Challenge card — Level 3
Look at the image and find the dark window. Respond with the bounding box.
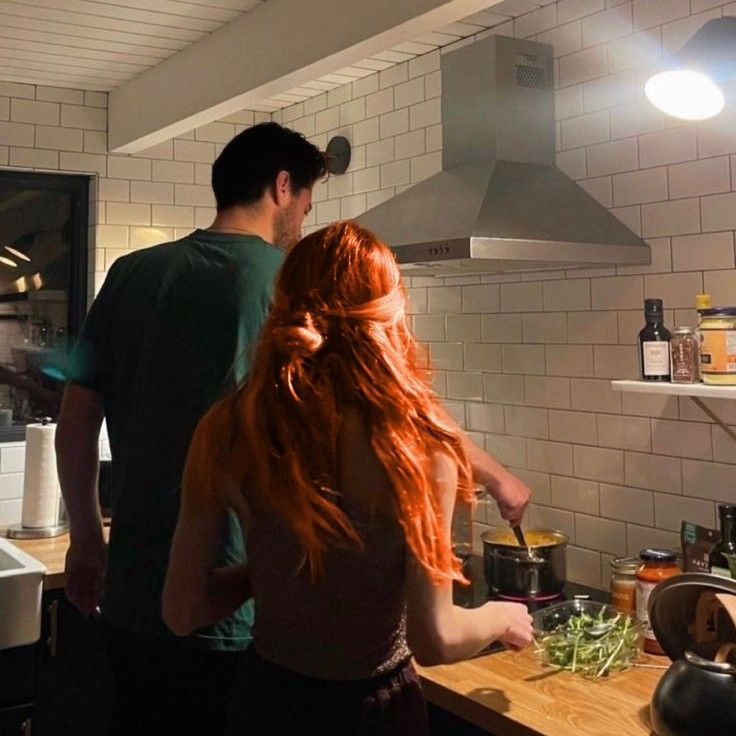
[0,171,89,440]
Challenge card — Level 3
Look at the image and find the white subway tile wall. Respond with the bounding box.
[2,0,735,580]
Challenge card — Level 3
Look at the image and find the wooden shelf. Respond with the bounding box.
[611,379,736,400]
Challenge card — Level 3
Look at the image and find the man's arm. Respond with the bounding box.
[437,404,531,526]
[56,383,105,615]
[461,436,530,527]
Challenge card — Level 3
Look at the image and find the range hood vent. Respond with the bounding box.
[357,35,650,275]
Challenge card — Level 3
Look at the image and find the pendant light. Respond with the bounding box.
[645,17,736,121]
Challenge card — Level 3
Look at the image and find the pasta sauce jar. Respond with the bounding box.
[636,549,680,655]
[699,308,736,385]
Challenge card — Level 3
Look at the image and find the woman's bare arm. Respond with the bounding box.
[162,414,252,636]
[404,451,533,665]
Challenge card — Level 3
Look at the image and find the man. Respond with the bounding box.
[56,122,326,736]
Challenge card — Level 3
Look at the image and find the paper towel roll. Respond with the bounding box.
[21,421,62,529]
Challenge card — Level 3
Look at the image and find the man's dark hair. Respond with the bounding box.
[212,122,326,211]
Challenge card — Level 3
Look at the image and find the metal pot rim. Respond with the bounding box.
[481,528,569,548]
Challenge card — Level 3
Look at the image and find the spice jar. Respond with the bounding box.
[610,556,639,615]
[699,308,736,385]
[670,326,699,383]
[636,549,680,655]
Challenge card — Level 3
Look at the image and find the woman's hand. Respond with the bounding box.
[488,601,534,651]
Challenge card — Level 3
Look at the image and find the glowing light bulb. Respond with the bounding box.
[645,70,725,120]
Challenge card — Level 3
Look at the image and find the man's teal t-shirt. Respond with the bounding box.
[67,230,284,650]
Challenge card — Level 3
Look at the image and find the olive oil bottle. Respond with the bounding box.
[639,299,671,381]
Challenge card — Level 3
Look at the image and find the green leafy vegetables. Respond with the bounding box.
[534,608,642,678]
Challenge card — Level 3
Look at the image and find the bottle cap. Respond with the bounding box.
[701,307,736,317]
[639,548,677,563]
[695,294,712,311]
[644,298,663,313]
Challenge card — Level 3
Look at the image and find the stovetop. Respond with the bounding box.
[454,555,610,658]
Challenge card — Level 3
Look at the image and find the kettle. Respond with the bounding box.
[649,574,736,736]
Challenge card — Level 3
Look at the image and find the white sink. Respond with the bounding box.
[0,538,46,650]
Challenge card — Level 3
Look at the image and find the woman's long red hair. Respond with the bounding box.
[199,220,473,583]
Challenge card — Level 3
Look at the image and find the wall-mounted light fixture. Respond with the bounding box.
[645,17,736,120]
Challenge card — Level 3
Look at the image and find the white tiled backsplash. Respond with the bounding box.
[3,0,736,586]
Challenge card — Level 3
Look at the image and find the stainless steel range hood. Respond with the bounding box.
[357,35,650,275]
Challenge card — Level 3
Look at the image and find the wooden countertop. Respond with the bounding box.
[8,532,74,589]
[7,528,109,590]
[8,535,665,735]
[416,647,664,736]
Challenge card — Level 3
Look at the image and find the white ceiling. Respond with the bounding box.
[0,0,266,91]
[0,0,552,107]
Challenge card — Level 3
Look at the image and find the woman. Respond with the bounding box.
[163,221,533,735]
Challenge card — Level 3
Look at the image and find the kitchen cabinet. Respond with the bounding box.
[0,645,35,736]
[32,590,112,736]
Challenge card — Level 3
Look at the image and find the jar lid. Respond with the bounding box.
[649,573,736,661]
[701,307,736,317]
[673,326,695,335]
[611,556,640,574]
[640,548,678,563]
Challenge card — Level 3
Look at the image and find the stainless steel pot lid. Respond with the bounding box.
[649,573,736,662]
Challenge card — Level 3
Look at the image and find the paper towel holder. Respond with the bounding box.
[7,417,69,540]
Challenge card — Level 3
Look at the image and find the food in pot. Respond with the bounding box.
[484,529,563,547]
[533,600,643,678]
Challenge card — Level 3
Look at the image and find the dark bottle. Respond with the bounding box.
[639,298,672,381]
[709,504,736,578]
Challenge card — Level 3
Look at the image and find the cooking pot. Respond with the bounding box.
[649,573,736,736]
[481,528,567,599]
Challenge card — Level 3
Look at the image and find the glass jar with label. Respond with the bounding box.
[699,308,736,385]
[670,327,699,383]
[610,556,639,615]
[636,549,680,655]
